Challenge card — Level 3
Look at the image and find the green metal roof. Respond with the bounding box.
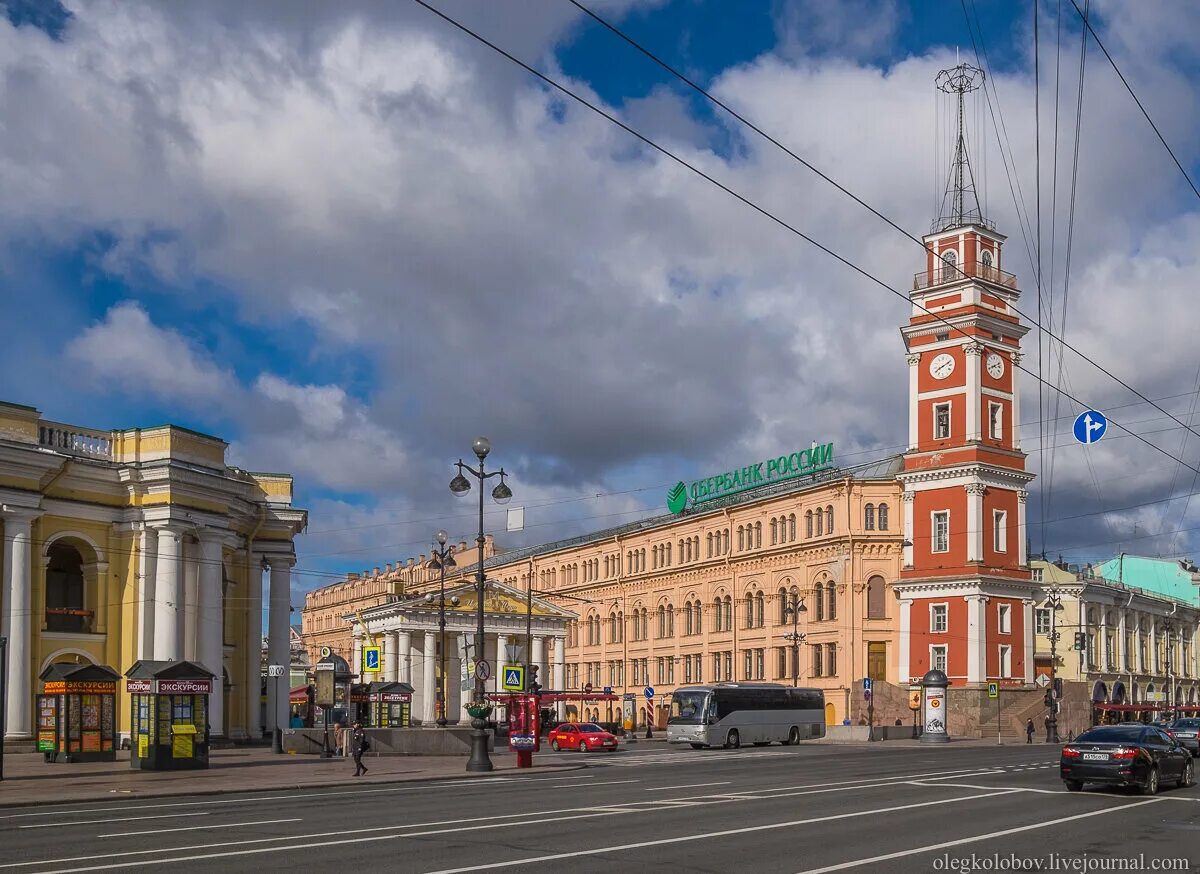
[1093,555,1200,607]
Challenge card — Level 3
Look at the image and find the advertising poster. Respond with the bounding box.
[923,687,946,735]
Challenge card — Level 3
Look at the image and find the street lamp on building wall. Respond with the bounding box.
[782,594,808,687]
[449,436,512,773]
[1042,588,1065,743]
[424,530,459,728]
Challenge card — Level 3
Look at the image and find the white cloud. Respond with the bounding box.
[66,301,238,403]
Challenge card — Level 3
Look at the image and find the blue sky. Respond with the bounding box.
[4,0,1200,594]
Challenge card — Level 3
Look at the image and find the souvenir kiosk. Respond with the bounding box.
[313,651,354,756]
[36,663,120,763]
[125,660,214,770]
[361,682,414,728]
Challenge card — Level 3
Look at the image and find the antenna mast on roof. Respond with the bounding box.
[934,62,989,232]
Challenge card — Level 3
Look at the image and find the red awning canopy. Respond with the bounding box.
[1093,703,1200,712]
[289,685,310,704]
[487,692,620,705]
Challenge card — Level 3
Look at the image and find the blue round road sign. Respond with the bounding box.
[644,686,654,699]
[1073,409,1107,445]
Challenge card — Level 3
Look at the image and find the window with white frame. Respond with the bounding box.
[932,511,950,553]
[931,645,948,673]
[1032,567,1044,583]
[931,603,948,633]
[994,509,1007,553]
[999,644,1012,678]
[934,402,951,440]
[989,402,1003,440]
[1035,608,1051,636]
[998,603,1011,634]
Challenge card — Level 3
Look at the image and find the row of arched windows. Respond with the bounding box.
[864,503,890,531]
[575,576,890,647]
[770,514,798,545]
[805,506,835,538]
[706,529,730,557]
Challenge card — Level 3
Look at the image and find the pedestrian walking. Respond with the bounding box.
[351,721,370,777]
[1025,718,1035,744]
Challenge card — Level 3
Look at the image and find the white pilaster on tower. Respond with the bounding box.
[965,343,984,441]
[966,595,987,684]
[965,484,985,563]
[906,353,921,450]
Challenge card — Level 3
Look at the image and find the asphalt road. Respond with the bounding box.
[1,742,1198,873]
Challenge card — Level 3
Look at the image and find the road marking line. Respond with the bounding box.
[791,798,1163,873]
[0,771,1003,871]
[96,818,301,838]
[644,782,730,791]
[549,780,638,788]
[20,812,212,829]
[414,791,1023,874]
[904,781,1133,798]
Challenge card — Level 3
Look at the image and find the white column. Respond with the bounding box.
[154,526,184,661]
[422,632,437,724]
[553,636,565,697]
[183,538,200,662]
[197,532,225,736]
[965,343,983,441]
[1023,600,1035,684]
[966,484,985,563]
[245,553,263,740]
[266,556,294,736]
[398,631,412,684]
[136,525,158,661]
[1010,352,1022,449]
[1017,490,1028,567]
[966,595,986,684]
[352,629,363,683]
[906,353,921,450]
[495,634,508,693]
[383,632,397,683]
[902,492,914,567]
[532,635,546,690]
[449,633,464,722]
[2,510,37,739]
[898,598,912,683]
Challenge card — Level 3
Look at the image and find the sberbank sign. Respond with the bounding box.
[667,443,835,514]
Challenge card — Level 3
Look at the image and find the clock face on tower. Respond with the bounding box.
[986,353,1005,379]
[929,353,955,380]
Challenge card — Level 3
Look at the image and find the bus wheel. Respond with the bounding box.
[725,729,740,749]
[787,726,801,746]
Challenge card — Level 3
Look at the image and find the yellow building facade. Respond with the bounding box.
[0,401,306,747]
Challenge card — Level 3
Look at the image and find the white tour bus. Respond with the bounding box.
[666,683,825,749]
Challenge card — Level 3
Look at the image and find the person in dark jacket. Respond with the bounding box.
[351,722,369,776]
[1026,718,1036,744]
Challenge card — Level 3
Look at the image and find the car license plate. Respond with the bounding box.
[1081,753,1108,761]
[1177,733,1196,738]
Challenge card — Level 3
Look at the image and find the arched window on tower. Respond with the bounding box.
[755,521,762,547]
[770,517,778,545]
[867,575,886,619]
[941,249,957,281]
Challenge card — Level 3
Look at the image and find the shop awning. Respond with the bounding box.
[289,685,311,704]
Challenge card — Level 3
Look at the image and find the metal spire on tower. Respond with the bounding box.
[934,62,989,232]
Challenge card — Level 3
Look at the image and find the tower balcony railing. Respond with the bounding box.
[912,262,1018,292]
[38,421,115,460]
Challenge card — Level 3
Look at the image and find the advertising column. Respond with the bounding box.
[921,669,950,743]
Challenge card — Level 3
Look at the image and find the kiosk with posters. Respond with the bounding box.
[313,650,354,756]
[36,663,120,763]
[125,660,214,770]
[361,682,414,728]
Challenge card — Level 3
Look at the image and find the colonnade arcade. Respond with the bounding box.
[353,580,574,724]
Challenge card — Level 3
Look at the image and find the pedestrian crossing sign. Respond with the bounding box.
[502,664,525,692]
[987,682,999,699]
[363,645,381,673]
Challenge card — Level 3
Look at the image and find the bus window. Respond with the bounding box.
[669,691,708,724]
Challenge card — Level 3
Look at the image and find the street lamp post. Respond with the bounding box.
[449,436,512,773]
[425,531,458,728]
[1043,588,1065,743]
[782,594,808,687]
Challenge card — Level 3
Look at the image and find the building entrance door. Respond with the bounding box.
[824,702,836,725]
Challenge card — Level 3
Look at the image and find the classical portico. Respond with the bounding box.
[353,580,574,724]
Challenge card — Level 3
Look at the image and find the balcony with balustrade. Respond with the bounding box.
[912,261,1018,292]
[38,421,115,460]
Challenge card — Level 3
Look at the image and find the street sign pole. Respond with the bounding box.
[997,689,1001,746]
[269,664,285,754]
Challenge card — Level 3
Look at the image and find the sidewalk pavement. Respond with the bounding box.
[0,748,582,809]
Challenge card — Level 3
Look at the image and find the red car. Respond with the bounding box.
[548,722,619,753]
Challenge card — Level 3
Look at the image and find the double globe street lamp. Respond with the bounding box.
[782,594,808,687]
[1042,588,1065,743]
[449,437,512,773]
[424,530,459,728]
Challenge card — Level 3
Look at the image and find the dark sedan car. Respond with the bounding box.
[1169,719,1200,756]
[1061,724,1194,794]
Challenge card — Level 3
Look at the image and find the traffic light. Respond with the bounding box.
[1053,677,1063,700]
[1073,632,1086,652]
[1044,689,1053,708]
[527,664,541,694]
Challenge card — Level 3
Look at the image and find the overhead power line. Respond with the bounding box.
[562,0,1200,479]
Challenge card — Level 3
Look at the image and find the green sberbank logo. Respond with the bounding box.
[667,443,835,514]
[666,481,688,514]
